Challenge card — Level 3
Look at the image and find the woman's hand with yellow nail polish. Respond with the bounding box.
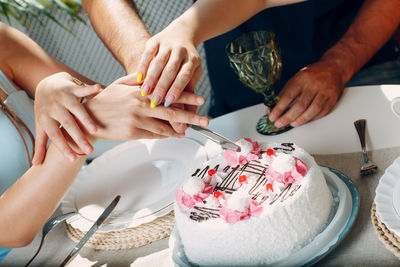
[137,72,143,83]
[136,19,202,109]
[150,96,159,108]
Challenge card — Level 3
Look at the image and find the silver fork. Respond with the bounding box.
[25,212,78,267]
[354,119,378,176]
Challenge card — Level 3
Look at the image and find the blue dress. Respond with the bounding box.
[204,0,400,117]
[0,70,35,261]
[0,248,12,262]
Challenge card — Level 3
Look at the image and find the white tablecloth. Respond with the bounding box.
[209,85,400,154]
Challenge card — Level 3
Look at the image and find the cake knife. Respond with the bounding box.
[190,125,241,152]
[59,195,121,267]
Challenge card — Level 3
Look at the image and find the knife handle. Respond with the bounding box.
[60,255,72,267]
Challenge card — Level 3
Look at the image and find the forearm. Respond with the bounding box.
[83,0,151,74]
[174,0,304,46]
[0,22,96,98]
[320,0,400,85]
[0,143,87,247]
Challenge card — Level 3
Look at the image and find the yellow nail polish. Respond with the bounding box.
[150,96,158,108]
[137,72,143,83]
[141,90,147,97]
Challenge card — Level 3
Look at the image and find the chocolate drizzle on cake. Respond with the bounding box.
[216,164,242,194]
[189,207,220,222]
[268,184,301,204]
[197,165,209,179]
[186,143,301,222]
[191,164,221,179]
[273,142,295,152]
[188,143,304,222]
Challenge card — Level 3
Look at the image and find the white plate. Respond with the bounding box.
[62,138,207,232]
[375,157,400,236]
[170,167,359,266]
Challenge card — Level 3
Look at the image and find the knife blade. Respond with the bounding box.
[59,195,120,267]
[190,125,241,152]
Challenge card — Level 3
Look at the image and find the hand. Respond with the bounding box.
[168,75,200,134]
[136,21,202,108]
[33,72,101,164]
[169,103,188,134]
[268,60,345,128]
[85,73,209,141]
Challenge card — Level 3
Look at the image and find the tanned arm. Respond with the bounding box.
[82,0,151,74]
[270,0,400,128]
[321,0,400,85]
[0,22,95,99]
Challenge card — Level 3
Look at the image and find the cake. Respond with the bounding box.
[174,138,333,265]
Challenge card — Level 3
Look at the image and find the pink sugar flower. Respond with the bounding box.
[244,137,262,154]
[223,138,262,166]
[175,190,195,210]
[224,150,240,166]
[219,200,263,223]
[193,183,213,202]
[265,158,308,184]
[175,182,213,211]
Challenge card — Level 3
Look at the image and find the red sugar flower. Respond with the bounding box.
[266,148,275,156]
[238,175,248,184]
[208,169,217,176]
[214,191,224,198]
[265,183,274,192]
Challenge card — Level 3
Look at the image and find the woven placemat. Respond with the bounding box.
[371,203,400,259]
[64,211,175,250]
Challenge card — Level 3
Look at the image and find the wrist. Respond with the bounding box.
[171,16,199,46]
[124,33,151,74]
[319,49,353,87]
[319,55,349,87]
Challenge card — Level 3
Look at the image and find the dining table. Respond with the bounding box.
[2,84,400,267]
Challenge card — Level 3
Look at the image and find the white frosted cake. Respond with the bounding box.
[174,139,333,266]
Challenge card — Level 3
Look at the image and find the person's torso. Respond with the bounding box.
[0,69,35,195]
[205,0,400,117]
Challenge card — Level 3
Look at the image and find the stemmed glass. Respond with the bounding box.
[226,30,291,135]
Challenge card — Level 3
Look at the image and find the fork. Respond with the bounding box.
[25,212,78,267]
[354,119,378,176]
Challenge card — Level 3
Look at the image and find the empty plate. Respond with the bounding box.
[62,137,207,232]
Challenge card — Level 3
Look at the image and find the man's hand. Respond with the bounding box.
[268,60,345,128]
[269,0,400,129]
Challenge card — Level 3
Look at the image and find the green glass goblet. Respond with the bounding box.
[226,30,291,135]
